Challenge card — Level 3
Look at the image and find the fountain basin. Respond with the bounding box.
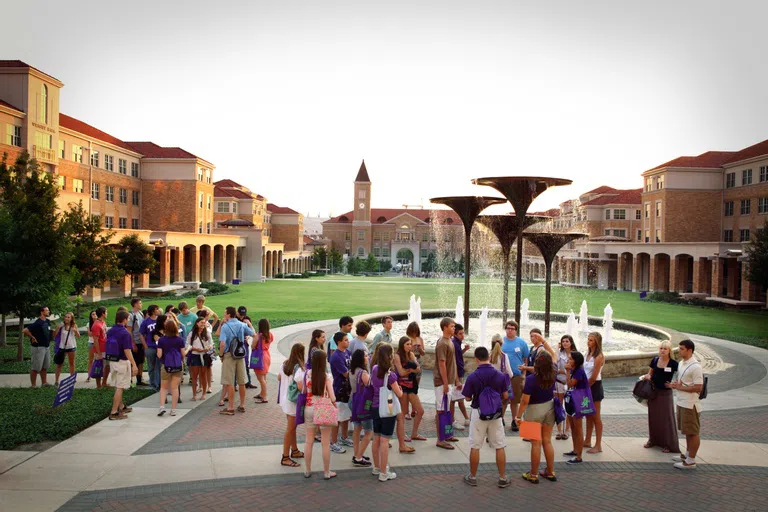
[354,309,684,377]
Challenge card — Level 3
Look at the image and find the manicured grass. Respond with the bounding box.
[0,386,153,450]
[0,334,91,375]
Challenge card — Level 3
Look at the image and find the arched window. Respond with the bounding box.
[39,84,48,124]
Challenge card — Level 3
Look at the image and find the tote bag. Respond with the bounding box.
[351,370,373,422]
[295,371,308,426]
[89,359,104,378]
[312,394,338,426]
[437,394,454,441]
[249,335,264,371]
[565,386,595,419]
[378,371,401,418]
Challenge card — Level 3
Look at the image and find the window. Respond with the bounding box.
[358,247,365,256]
[207,195,212,210]
[199,193,204,208]
[726,172,735,188]
[206,222,211,234]
[383,247,391,257]
[345,232,351,241]
[119,159,127,174]
[422,232,428,242]
[358,231,365,240]
[218,202,230,213]
[132,218,139,229]
[724,201,734,216]
[91,182,100,199]
[205,169,211,184]
[73,179,84,193]
[39,84,48,124]
[605,210,611,220]
[91,151,99,167]
[723,229,733,242]
[59,140,65,159]
[604,229,611,236]
[6,125,21,146]
[420,248,427,258]
[105,185,114,202]
[759,197,768,214]
[644,203,650,219]
[740,199,751,215]
[655,229,661,243]
[35,130,52,149]
[104,216,114,229]
[645,178,652,192]
[614,229,626,238]
[635,210,641,220]
[374,232,381,241]
[636,229,642,241]
[644,230,650,243]
[383,232,390,241]
[118,217,127,229]
[58,176,66,190]
[359,189,366,198]
[131,162,139,177]
[655,202,662,218]
[761,166,768,183]
[198,168,204,181]
[198,222,203,234]
[72,145,83,163]
[132,191,140,206]
[119,188,127,204]
[104,155,114,171]
[740,229,751,242]
[742,169,753,185]
[373,247,381,257]
[232,202,237,213]
[614,209,626,220]
[656,176,664,190]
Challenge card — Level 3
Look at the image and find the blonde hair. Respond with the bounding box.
[490,333,503,365]
[659,340,672,356]
[588,332,603,358]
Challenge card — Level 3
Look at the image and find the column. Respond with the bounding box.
[668,256,679,294]
[262,252,267,278]
[692,258,703,294]
[616,255,625,291]
[84,286,102,302]
[188,246,200,282]
[213,246,226,283]
[649,255,658,292]
[118,275,131,297]
[158,247,171,286]
[226,246,236,282]
[710,257,721,297]
[138,273,150,289]
[201,248,214,283]
[632,256,642,292]
[740,262,754,302]
[726,258,739,298]
[172,247,184,283]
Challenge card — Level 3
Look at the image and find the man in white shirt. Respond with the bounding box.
[666,339,704,470]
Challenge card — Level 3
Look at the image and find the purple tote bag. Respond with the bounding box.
[351,371,374,422]
[249,336,264,371]
[89,359,104,378]
[565,386,595,419]
[295,371,307,426]
[437,394,454,441]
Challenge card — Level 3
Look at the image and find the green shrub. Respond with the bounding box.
[646,292,726,309]
[200,281,230,295]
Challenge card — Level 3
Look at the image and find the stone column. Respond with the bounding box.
[138,273,150,289]
[214,246,225,283]
[616,255,625,291]
[226,246,236,282]
[158,247,171,286]
[118,275,131,298]
[188,246,200,282]
[172,247,184,284]
[710,257,721,297]
[201,248,214,283]
[692,258,703,294]
[649,255,658,292]
[726,258,739,298]
[668,256,679,294]
[84,286,102,302]
[632,255,642,292]
[740,262,754,302]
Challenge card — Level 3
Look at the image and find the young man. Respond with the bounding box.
[24,306,52,387]
[434,317,461,450]
[519,329,556,374]
[140,304,161,391]
[330,331,352,453]
[128,298,146,386]
[107,310,139,420]
[236,306,257,390]
[500,320,529,432]
[191,294,219,328]
[667,339,704,470]
[328,316,354,357]
[176,301,198,341]
[461,346,510,488]
[349,321,371,358]
[92,307,110,387]
[450,324,471,431]
[218,306,254,416]
[371,316,393,352]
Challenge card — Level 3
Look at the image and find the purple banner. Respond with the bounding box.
[53,373,77,408]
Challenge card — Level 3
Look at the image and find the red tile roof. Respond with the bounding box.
[215,187,253,199]
[0,98,23,112]
[646,151,736,172]
[126,141,198,159]
[59,113,137,153]
[580,188,642,206]
[267,204,299,214]
[583,185,617,195]
[303,235,314,244]
[325,208,461,225]
[0,60,62,83]
[723,138,768,166]
[530,208,561,217]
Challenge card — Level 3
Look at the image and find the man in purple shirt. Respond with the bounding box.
[461,346,510,488]
[330,331,352,453]
[108,311,138,421]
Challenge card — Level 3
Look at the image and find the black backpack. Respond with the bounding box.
[225,323,246,359]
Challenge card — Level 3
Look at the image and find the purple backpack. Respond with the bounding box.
[164,348,183,373]
[105,331,122,362]
[477,371,503,420]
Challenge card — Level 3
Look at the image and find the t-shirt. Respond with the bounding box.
[128,310,144,343]
[27,318,52,347]
[433,336,457,387]
[523,373,555,405]
[570,367,589,389]
[528,344,545,367]
[157,335,185,364]
[139,317,158,348]
[501,336,529,376]
[676,357,704,411]
[218,319,255,353]
[349,337,369,359]
[462,364,509,409]
[371,330,391,351]
[650,357,679,390]
[107,325,133,361]
[452,336,466,378]
[92,320,107,353]
[330,348,351,399]
[190,305,216,319]
[328,330,354,351]
[370,364,398,409]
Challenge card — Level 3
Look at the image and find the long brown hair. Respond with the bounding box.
[396,336,410,365]
[258,318,270,340]
[406,321,420,338]
[283,343,305,376]
[588,332,603,358]
[376,344,394,379]
[534,351,556,390]
[311,350,327,396]
[192,317,209,343]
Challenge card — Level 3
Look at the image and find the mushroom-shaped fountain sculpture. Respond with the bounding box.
[430,196,507,332]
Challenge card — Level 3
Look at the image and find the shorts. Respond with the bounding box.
[523,400,556,427]
[110,360,132,389]
[188,353,204,367]
[511,376,524,405]
[591,380,604,402]
[352,419,373,432]
[372,408,397,438]
[402,385,418,394]
[31,346,50,372]
[161,367,182,382]
[468,409,506,450]
[337,401,352,422]
[450,382,465,402]
[132,344,145,365]
[677,406,701,436]
[221,354,246,386]
[435,385,454,411]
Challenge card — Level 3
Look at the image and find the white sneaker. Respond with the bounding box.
[372,465,390,476]
[464,418,470,427]
[674,461,696,470]
[330,443,347,454]
[452,421,466,431]
[378,471,397,482]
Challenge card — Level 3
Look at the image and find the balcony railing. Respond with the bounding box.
[33,145,57,164]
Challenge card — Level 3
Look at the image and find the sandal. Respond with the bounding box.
[411,435,427,441]
[217,401,226,407]
[237,406,246,413]
[662,447,671,453]
[399,446,415,454]
[254,396,269,404]
[555,434,564,440]
[644,441,654,449]
[219,409,235,416]
[522,472,539,484]
[447,436,459,442]
[291,449,305,458]
[324,471,337,480]
[539,471,557,482]
[435,441,455,450]
[404,435,412,443]
[281,455,300,467]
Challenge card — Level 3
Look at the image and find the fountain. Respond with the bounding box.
[603,303,614,343]
[566,311,577,338]
[454,296,463,325]
[429,195,507,332]
[478,306,489,349]
[520,298,530,327]
[579,300,589,333]
[415,296,422,326]
[407,295,422,326]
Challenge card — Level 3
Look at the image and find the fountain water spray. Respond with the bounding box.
[415,296,422,326]
[566,310,577,339]
[407,295,420,325]
[578,300,589,333]
[520,298,530,327]
[478,307,489,349]
[455,296,463,324]
[603,303,613,343]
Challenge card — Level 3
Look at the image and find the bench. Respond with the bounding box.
[134,285,185,296]
[172,281,201,290]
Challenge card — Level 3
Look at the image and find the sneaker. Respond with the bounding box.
[497,476,511,488]
[352,457,372,467]
[362,455,371,461]
[671,454,686,463]
[378,471,397,482]
[339,437,354,447]
[121,407,133,413]
[510,424,519,432]
[452,421,466,431]
[157,407,166,417]
[566,457,583,465]
[136,382,149,387]
[463,474,478,486]
[539,471,557,482]
[674,461,696,470]
[522,472,539,484]
[372,465,390,476]
[170,410,177,417]
[42,383,53,388]
[464,418,470,427]
[330,443,347,454]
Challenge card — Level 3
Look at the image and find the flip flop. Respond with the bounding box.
[399,446,415,454]
[219,409,235,416]
[237,406,246,413]
[411,435,427,441]
[436,442,455,450]
[254,396,269,404]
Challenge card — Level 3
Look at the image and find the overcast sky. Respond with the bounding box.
[6,0,768,217]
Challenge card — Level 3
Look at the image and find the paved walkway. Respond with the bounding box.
[0,319,767,511]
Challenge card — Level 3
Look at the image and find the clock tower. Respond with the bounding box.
[352,160,372,257]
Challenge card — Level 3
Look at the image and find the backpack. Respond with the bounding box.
[287,364,300,402]
[164,347,183,373]
[225,323,246,359]
[105,329,123,361]
[477,370,503,421]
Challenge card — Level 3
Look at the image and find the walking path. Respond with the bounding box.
[0,318,766,511]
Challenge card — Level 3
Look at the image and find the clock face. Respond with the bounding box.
[359,202,365,209]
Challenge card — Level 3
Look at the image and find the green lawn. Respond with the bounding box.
[0,334,91,374]
[0,386,153,450]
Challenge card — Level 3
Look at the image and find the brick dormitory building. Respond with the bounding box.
[0,60,312,299]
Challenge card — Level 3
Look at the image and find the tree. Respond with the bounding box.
[347,256,361,275]
[365,253,379,272]
[746,221,768,298]
[0,152,74,356]
[60,201,123,311]
[422,251,437,272]
[328,248,343,274]
[116,234,157,296]
[379,260,392,272]
[311,246,328,269]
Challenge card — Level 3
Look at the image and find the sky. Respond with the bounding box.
[6,0,768,217]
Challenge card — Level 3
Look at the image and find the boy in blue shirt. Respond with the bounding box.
[500,320,529,432]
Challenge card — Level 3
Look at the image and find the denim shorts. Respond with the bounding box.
[351,419,373,432]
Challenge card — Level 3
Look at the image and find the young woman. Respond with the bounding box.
[196,309,214,393]
[555,335,577,440]
[53,312,78,386]
[253,319,274,404]
[306,329,326,370]
[157,319,187,417]
[405,321,425,420]
[349,348,373,467]
[584,332,605,454]
[187,316,212,400]
[642,340,680,453]
[394,336,425,442]
[564,351,587,464]
[279,343,305,467]
[86,311,97,383]
[516,351,557,484]
[371,344,403,482]
[297,349,336,480]
[490,334,514,423]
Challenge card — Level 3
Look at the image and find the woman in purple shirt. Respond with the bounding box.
[370,345,403,482]
[157,320,188,417]
[563,351,588,465]
[516,351,557,484]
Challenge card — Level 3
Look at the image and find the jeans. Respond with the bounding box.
[145,348,161,391]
